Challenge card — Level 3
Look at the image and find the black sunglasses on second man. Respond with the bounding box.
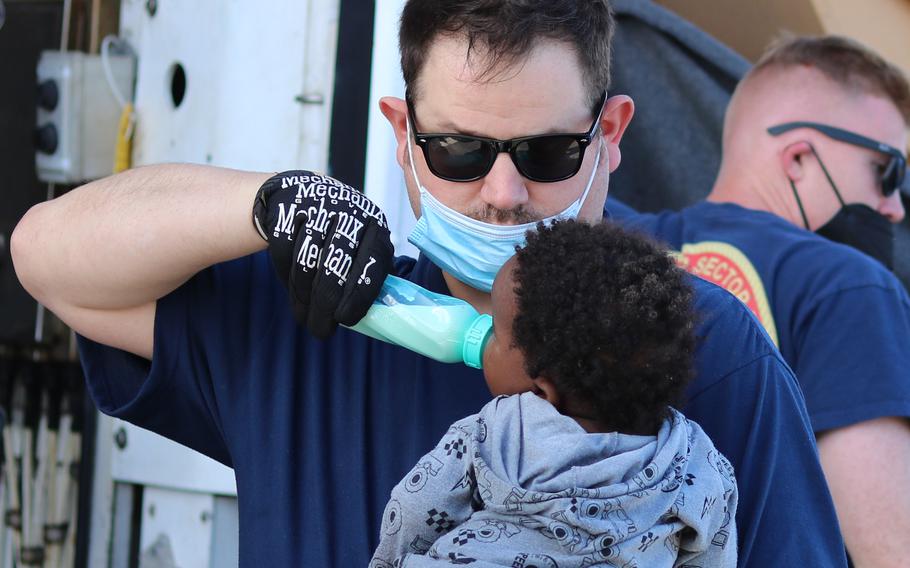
[407,92,607,183]
[767,121,907,197]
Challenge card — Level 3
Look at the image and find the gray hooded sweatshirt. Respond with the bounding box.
[370,393,737,568]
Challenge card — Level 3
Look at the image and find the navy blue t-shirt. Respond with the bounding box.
[78,224,847,566]
[609,200,910,433]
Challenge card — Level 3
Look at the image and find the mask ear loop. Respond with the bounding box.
[580,138,602,194]
[807,143,847,208]
[789,143,848,231]
[788,179,811,230]
[405,117,425,194]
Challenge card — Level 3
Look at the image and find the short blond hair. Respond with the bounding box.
[748,34,910,125]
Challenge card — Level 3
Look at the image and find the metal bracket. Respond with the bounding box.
[294,92,325,105]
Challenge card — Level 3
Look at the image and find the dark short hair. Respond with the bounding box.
[399,0,614,116]
[752,34,910,124]
[511,220,696,435]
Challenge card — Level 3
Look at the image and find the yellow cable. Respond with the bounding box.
[113,102,134,173]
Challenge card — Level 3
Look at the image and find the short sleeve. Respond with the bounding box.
[791,284,910,432]
[77,252,285,467]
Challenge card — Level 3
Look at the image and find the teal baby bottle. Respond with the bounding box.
[348,276,493,368]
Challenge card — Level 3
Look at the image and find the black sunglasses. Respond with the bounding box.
[407,92,607,183]
[767,121,907,197]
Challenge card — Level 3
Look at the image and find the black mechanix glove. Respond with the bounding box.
[253,170,394,339]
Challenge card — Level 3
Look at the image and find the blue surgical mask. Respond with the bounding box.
[406,118,602,292]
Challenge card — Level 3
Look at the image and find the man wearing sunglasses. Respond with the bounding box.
[11,2,846,566]
[611,35,910,566]
[764,121,907,269]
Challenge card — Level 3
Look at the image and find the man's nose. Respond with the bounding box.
[879,190,905,224]
[479,153,529,215]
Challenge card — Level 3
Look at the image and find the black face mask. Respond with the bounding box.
[790,145,895,270]
[816,204,895,270]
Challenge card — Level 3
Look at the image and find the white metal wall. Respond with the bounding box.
[120,0,339,172]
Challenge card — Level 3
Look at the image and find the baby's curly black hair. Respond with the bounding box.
[511,219,696,435]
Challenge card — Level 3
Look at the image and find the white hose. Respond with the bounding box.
[100,35,129,109]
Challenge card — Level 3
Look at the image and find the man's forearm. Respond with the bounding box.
[12,163,269,312]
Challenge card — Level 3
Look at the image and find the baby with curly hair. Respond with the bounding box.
[371,220,737,568]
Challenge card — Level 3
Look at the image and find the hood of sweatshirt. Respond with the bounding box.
[461,392,737,563]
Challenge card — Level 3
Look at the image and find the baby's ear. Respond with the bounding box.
[532,377,561,407]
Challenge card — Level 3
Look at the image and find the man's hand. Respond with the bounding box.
[253,170,394,338]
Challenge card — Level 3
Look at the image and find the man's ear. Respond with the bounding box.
[532,376,561,408]
[380,96,409,170]
[601,94,635,173]
[780,140,813,182]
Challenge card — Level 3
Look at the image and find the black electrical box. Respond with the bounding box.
[0,2,63,343]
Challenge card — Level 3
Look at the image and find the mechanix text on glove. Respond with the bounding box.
[253,170,394,338]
